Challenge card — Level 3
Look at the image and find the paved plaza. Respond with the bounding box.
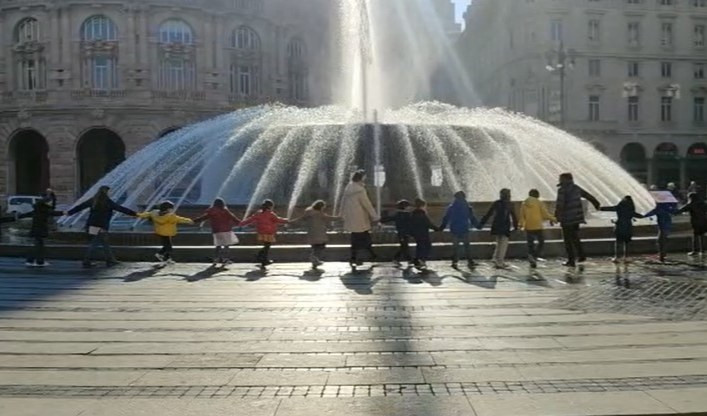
[0,257,706,415]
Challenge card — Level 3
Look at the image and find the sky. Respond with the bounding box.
[453,0,471,25]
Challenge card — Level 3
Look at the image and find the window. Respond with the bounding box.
[14,18,45,90]
[287,38,308,101]
[695,0,707,7]
[661,22,673,47]
[81,15,117,41]
[660,0,674,4]
[696,63,705,79]
[160,58,195,90]
[588,19,600,43]
[628,96,639,121]
[159,19,193,44]
[628,61,640,77]
[589,95,600,121]
[588,59,601,77]
[551,19,563,42]
[695,25,706,48]
[661,97,673,122]
[80,16,119,90]
[695,97,705,122]
[229,64,259,97]
[661,61,672,78]
[628,22,640,46]
[232,26,260,50]
[627,0,641,3]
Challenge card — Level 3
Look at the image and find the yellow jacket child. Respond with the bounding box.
[137,203,194,237]
[520,192,556,231]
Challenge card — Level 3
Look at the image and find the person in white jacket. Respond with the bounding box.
[340,170,380,268]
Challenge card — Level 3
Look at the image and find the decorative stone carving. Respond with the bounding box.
[91,108,105,119]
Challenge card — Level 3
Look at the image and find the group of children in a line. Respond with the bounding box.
[7,186,707,269]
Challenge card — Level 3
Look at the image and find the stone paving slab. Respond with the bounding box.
[646,388,707,414]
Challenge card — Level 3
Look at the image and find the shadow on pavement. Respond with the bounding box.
[300,268,324,282]
[184,265,228,282]
[123,264,165,282]
[340,268,384,295]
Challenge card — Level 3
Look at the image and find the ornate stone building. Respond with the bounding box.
[0,0,333,203]
[461,0,707,190]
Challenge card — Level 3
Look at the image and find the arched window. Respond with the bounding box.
[80,15,119,90]
[287,38,308,102]
[81,15,118,41]
[15,18,40,44]
[232,26,260,50]
[13,18,45,90]
[159,19,194,44]
[158,19,196,91]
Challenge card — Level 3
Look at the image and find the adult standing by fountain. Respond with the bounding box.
[555,173,601,267]
[340,170,379,269]
[67,185,137,268]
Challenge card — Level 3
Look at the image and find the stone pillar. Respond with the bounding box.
[50,6,61,64]
[646,158,654,187]
[61,7,74,87]
[679,158,687,190]
[138,7,148,65]
[46,128,77,202]
[124,6,136,69]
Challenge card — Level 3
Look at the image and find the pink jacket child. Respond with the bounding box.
[239,199,289,267]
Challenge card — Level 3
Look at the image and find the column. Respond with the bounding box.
[50,7,61,64]
[125,7,136,69]
[679,158,687,190]
[60,7,74,87]
[646,158,654,187]
[46,127,77,201]
[138,7,148,67]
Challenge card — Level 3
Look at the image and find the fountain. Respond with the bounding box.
[62,0,654,232]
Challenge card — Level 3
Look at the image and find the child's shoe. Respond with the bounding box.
[36,262,48,268]
[25,261,36,267]
[155,253,165,262]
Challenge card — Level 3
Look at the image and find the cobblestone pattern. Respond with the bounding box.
[551,276,707,321]
[1,375,707,399]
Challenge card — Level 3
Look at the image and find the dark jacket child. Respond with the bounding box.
[381,200,413,265]
[600,196,642,263]
[18,197,65,267]
[137,201,194,264]
[294,200,338,269]
[194,198,241,265]
[479,189,518,269]
[409,198,440,270]
[240,199,289,268]
[67,185,137,268]
[440,191,479,268]
[643,202,677,263]
[677,192,707,256]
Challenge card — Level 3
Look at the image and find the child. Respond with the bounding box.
[519,189,556,268]
[409,198,440,270]
[297,200,338,268]
[380,200,413,266]
[479,188,518,269]
[137,201,194,264]
[194,198,241,265]
[440,191,479,269]
[643,201,677,263]
[600,196,642,264]
[239,199,289,268]
[18,196,65,267]
[676,192,707,256]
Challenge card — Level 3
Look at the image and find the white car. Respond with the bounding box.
[6,195,43,215]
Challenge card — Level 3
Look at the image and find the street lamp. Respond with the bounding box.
[545,41,576,127]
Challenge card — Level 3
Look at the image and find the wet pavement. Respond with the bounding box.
[0,256,706,415]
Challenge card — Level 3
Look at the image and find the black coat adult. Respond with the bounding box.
[409,209,438,240]
[480,199,518,237]
[19,202,64,238]
[67,197,136,230]
[678,198,707,234]
[555,181,601,225]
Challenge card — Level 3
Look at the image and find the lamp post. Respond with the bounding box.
[545,41,576,127]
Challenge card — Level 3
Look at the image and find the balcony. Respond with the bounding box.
[151,90,206,101]
[70,89,128,100]
[1,90,48,104]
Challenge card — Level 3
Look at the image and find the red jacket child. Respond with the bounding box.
[240,208,288,236]
[194,206,241,233]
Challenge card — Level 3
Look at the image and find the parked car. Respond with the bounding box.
[6,195,43,215]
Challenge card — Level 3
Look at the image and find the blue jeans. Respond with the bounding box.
[451,233,472,263]
[84,232,116,263]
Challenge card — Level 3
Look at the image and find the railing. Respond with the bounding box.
[70,89,128,99]
[0,90,49,103]
[151,90,206,101]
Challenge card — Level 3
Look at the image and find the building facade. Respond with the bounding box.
[461,0,707,189]
[0,0,333,203]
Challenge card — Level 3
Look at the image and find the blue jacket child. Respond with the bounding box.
[440,191,479,237]
[643,202,677,262]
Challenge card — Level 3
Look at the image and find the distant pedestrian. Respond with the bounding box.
[18,196,65,267]
[519,189,556,268]
[667,182,683,204]
[555,173,601,267]
[194,198,241,266]
[643,201,677,263]
[339,170,379,269]
[440,191,479,269]
[381,199,413,266]
[67,185,137,268]
[600,196,642,264]
[676,192,707,257]
[294,200,338,269]
[239,199,289,268]
[479,188,518,269]
[137,201,194,265]
[409,198,439,270]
